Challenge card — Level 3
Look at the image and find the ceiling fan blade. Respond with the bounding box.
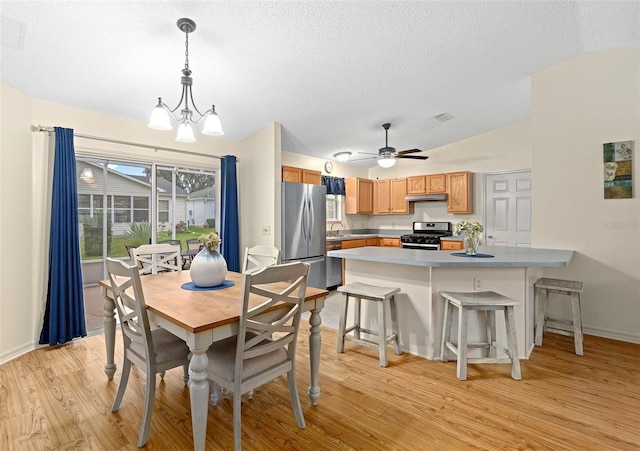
[349,156,377,162]
[396,148,422,155]
[397,155,429,160]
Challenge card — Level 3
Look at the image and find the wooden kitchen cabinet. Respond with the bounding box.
[378,237,401,248]
[345,178,374,214]
[366,238,378,246]
[281,165,321,185]
[447,171,472,214]
[374,178,408,214]
[440,239,464,250]
[407,173,446,194]
[341,239,367,249]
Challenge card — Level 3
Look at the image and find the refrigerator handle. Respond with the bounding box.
[301,193,308,242]
[308,194,315,242]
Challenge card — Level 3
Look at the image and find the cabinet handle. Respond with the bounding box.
[488,235,493,239]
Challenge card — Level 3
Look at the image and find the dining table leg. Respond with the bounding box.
[101,285,117,380]
[188,346,210,451]
[308,306,322,406]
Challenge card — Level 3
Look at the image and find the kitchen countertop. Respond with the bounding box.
[327,245,574,267]
[326,233,401,242]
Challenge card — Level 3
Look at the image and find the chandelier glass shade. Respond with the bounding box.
[148,18,223,142]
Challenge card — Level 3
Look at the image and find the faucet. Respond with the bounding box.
[330,222,344,236]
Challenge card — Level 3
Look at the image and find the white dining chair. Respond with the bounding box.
[106,258,190,447]
[207,262,309,451]
[130,243,182,275]
[241,245,281,273]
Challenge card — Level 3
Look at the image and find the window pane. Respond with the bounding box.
[114,196,130,209]
[133,196,148,208]
[78,194,90,208]
[93,195,104,208]
[159,212,169,222]
[158,200,169,210]
[133,210,149,222]
[114,210,130,222]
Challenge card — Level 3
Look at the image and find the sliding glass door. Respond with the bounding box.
[75,155,216,331]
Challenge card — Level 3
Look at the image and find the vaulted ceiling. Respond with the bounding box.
[2,1,638,166]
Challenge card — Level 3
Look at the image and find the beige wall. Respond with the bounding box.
[531,49,640,342]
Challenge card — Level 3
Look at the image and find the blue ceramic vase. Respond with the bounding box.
[190,246,227,287]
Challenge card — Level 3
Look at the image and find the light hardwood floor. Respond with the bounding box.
[1,328,638,450]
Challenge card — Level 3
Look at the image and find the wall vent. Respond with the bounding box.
[434,112,454,123]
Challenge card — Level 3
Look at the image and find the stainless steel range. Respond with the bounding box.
[400,221,452,250]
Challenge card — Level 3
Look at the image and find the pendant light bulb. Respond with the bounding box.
[148,98,172,130]
[378,155,396,168]
[176,122,196,142]
[202,106,224,136]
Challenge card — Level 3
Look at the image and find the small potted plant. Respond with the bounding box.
[453,221,483,255]
[190,231,227,287]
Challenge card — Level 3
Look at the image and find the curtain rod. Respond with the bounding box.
[33,125,225,160]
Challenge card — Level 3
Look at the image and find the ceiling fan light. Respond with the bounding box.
[148,100,172,130]
[202,106,224,135]
[176,122,196,142]
[334,151,352,162]
[378,155,396,168]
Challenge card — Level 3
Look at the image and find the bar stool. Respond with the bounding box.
[336,282,401,367]
[534,277,584,355]
[440,291,521,381]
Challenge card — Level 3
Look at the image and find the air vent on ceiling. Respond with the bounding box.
[434,112,454,123]
[1,16,27,50]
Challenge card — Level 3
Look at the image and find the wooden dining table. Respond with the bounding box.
[99,269,328,451]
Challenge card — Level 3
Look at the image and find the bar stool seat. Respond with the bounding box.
[336,282,401,367]
[534,277,584,355]
[440,291,521,381]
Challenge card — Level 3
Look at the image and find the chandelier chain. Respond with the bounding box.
[184,30,189,70]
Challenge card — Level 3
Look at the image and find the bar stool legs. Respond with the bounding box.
[534,278,584,356]
[440,291,521,381]
[337,282,401,367]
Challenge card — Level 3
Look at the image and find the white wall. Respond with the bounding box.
[532,49,640,342]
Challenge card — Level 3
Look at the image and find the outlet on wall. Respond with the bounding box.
[474,277,482,291]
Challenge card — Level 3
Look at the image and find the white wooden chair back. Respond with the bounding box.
[106,258,152,368]
[186,238,202,251]
[131,243,182,275]
[242,245,281,274]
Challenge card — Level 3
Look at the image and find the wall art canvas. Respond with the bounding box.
[603,140,633,199]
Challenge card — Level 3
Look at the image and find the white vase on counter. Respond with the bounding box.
[190,246,227,287]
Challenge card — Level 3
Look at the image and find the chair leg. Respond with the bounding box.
[378,298,388,367]
[534,288,547,346]
[456,305,468,381]
[210,380,220,406]
[440,300,453,362]
[505,306,522,380]
[233,385,242,451]
[138,371,157,447]
[389,296,401,355]
[353,297,361,340]
[182,363,189,385]
[487,310,497,358]
[337,293,349,353]
[571,293,584,356]
[287,367,306,429]
[112,358,131,412]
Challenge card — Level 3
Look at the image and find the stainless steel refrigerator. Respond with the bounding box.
[281,182,326,289]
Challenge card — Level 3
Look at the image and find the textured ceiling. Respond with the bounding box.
[1,1,639,167]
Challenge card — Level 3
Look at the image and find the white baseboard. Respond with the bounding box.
[584,325,640,344]
[0,342,36,367]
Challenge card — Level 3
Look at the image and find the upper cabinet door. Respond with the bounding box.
[389,178,408,213]
[407,175,426,194]
[425,173,446,193]
[345,177,373,214]
[282,165,303,183]
[447,171,472,214]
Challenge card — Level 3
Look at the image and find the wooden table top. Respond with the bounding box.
[100,270,328,334]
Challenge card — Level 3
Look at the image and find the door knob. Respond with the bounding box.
[488,235,494,239]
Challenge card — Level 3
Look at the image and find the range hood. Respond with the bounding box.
[405,193,447,202]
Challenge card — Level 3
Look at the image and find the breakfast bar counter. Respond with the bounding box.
[328,245,574,360]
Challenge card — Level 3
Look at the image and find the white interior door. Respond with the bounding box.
[484,170,532,247]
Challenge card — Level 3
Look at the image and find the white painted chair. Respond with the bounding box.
[207,262,309,451]
[534,277,584,355]
[130,243,182,275]
[106,258,189,448]
[336,282,401,367]
[440,291,521,381]
[242,245,281,273]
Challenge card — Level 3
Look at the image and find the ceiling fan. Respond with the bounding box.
[353,123,429,168]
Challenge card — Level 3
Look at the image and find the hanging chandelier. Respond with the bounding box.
[148,18,223,142]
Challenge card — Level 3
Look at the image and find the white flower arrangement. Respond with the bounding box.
[198,231,221,251]
[453,221,483,238]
